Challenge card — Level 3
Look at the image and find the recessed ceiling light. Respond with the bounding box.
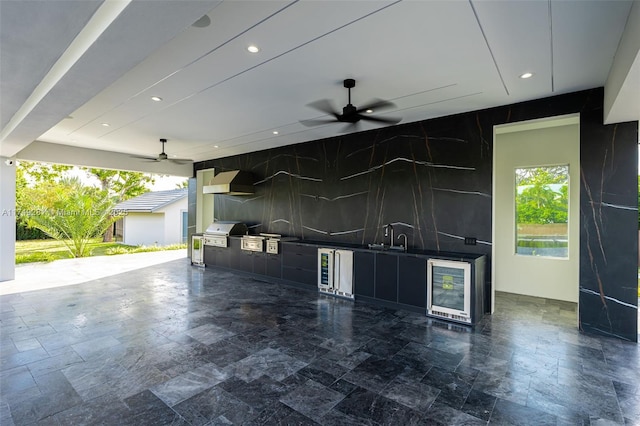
[247,45,260,53]
[101,123,110,127]
[365,109,373,114]
[519,72,534,79]
[151,96,163,102]
[213,145,219,148]
[272,130,279,135]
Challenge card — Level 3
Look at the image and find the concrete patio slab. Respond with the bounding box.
[0,250,188,296]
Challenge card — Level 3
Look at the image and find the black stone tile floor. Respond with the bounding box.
[1,258,639,425]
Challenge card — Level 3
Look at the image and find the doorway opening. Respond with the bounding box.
[492,114,580,326]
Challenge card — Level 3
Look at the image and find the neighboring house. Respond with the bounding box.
[113,188,188,246]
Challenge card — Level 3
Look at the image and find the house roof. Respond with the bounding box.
[114,188,187,213]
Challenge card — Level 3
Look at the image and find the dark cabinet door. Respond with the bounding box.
[253,252,267,275]
[237,250,254,272]
[375,253,398,302]
[398,256,427,308]
[265,254,282,278]
[282,266,317,287]
[203,246,216,266]
[226,238,241,269]
[354,251,375,297]
[216,247,230,268]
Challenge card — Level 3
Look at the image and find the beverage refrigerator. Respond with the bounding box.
[317,248,354,299]
[426,258,483,325]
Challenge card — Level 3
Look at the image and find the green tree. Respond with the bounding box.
[83,169,155,241]
[16,161,72,240]
[18,161,72,183]
[516,166,568,225]
[516,184,568,224]
[19,177,120,257]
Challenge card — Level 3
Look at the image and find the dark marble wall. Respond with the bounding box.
[195,88,639,341]
[578,104,638,341]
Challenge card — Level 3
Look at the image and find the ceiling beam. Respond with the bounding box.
[604,0,640,125]
[17,141,192,177]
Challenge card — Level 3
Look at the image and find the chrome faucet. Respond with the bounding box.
[383,224,394,247]
[397,233,407,252]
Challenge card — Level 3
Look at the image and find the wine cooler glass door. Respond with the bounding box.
[427,259,471,322]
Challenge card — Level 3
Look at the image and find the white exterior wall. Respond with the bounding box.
[159,198,187,245]
[121,197,187,246]
[123,213,165,246]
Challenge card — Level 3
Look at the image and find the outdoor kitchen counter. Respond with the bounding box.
[283,239,485,261]
[204,238,487,314]
[280,239,487,314]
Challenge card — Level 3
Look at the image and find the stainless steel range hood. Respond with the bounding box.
[203,170,254,195]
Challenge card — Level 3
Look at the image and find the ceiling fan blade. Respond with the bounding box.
[300,118,339,127]
[338,121,361,134]
[131,154,160,162]
[169,158,192,165]
[359,114,401,125]
[356,98,396,114]
[306,99,340,118]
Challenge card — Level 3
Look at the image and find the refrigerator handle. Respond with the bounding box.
[335,251,340,289]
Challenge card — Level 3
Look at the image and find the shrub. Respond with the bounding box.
[16,222,49,240]
[16,252,56,264]
[105,246,131,255]
[104,243,186,256]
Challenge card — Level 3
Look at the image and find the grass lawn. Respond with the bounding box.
[16,239,186,264]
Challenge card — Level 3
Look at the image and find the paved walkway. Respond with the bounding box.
[0,249,188,296]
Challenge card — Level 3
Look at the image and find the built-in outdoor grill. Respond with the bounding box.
[203,221,248,247]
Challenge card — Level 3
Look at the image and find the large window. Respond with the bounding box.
[515,165,569,258]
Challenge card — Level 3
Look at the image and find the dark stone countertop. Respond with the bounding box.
[281,239,485,261]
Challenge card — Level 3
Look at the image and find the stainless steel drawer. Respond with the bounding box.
[241,237,264,252]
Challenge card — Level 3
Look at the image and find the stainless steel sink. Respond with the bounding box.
[367,243,406,252]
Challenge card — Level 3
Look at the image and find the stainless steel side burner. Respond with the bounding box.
[259,233,290,254]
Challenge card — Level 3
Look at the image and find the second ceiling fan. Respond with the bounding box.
[131,138,192,164]
[300,79,401,131]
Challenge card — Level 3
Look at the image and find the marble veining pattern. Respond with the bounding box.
[432,187,492,198]
[300,191,369,202]
[254,170,322,185]
[580,288,638,310]
[596,201,637,211]
[339,157,475,181]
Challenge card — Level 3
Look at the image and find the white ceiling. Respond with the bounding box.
[1,0,638,174]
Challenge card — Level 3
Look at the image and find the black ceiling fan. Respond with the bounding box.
[131,138,192,164]
[300,79,401,131]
